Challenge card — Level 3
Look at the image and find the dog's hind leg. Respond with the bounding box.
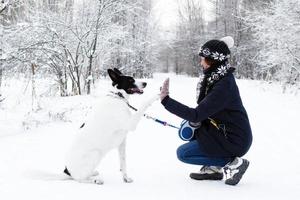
[118,139,133,183]
[73,150,104,185]
[89,171,99,177]
[78,176,104,185]
[75,169,103,185]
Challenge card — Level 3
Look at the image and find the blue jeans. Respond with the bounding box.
[176,140,233,167]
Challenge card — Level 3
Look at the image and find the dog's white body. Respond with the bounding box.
[65,89,158,184]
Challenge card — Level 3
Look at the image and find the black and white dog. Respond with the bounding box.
[64,68,158,184]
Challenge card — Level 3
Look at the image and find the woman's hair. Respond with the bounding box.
[204,57,219,68]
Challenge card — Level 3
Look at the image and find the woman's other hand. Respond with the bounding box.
[160,78,169,101]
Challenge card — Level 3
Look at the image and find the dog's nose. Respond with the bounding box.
[142,82,147,87]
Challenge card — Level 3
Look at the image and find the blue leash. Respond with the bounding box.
[127,102,180,129]
[143,113,180,129]
[108,91,180,129]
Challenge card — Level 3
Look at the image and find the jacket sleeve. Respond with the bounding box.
[161,78,231,123]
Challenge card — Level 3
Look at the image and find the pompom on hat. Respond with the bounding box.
[198,36,234,62]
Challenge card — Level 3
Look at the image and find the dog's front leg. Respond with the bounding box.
[118,138,133,183]
[127,94,159,131]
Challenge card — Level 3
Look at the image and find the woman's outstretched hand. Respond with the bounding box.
[160,78,169,101]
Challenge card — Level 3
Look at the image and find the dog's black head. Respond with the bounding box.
[107,68,147,94]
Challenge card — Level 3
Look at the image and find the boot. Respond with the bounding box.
[190,165,223,180]
[223,157,250,186]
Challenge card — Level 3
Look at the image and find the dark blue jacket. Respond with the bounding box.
[161,73,252,157]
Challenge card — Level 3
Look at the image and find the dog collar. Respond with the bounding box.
[107,91,138,111]
[108,91,125,99]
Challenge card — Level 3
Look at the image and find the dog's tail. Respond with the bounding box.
[22,168,72,181]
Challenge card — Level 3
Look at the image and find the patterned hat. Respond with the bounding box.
[198,36,234,62]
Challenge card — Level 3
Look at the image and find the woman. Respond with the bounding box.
[160,36,252,186]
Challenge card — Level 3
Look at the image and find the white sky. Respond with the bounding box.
[74,0,213,31]
[152,0,213,30]
[152,0,179,29]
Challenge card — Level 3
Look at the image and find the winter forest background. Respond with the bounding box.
[0,1,300,198]
[1,0,300,99]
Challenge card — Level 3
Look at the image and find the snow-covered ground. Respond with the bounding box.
[0,73,299,200]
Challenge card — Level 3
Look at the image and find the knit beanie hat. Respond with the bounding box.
[198,36,234,63]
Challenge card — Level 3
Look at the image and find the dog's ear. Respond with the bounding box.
[107,69,119,86]
[113,68,123,75]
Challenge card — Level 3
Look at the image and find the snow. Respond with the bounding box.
[0,73,300,199]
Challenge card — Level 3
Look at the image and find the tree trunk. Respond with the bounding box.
[64,62,68,95]
[0,66,2,91]
[31,63,40,111]
[75,64,81,95]
[86,0,102,95]
[86,54,93,95]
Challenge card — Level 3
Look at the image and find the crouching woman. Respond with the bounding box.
[160,36,252,186]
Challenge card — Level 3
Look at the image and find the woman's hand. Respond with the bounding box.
[160,78,169,101]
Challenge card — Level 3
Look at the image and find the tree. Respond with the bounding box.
[173,0,205,76]
[84,0,129,94]
[1,0,139,96]
[107,0,157,78]
[244,0,300,85]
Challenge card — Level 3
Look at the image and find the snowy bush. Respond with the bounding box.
[1,0,158,97]
[244,0,300,85]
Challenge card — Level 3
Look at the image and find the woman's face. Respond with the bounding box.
[200,57,210,70]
